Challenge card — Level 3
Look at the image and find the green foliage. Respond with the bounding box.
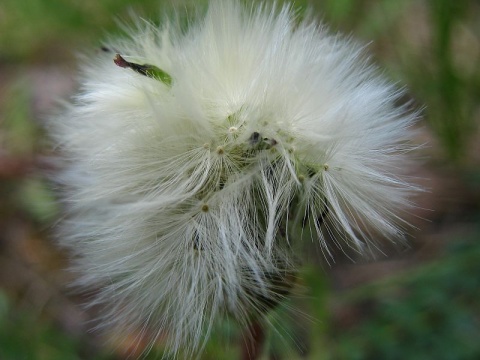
[19,177,59,223]
[0,0,168,61]
[1,79,59,223]
[0,291,111,360]
[1,78,37,155]
[412,0,478,162]
[329,237,480,360]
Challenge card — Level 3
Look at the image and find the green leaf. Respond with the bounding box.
[114,54,172,86]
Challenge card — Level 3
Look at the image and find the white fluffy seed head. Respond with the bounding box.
[50,0,420,357]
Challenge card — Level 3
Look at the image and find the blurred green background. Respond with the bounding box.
[0,0,479,359]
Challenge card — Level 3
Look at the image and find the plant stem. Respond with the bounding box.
[241,318,266,360]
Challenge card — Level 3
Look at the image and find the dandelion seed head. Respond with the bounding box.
[50,0,420,357]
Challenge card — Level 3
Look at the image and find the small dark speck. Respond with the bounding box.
[250,132,261,145]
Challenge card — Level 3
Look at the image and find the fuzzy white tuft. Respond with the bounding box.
[50,0,419,357]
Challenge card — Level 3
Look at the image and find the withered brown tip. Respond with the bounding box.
[113,54,128,68]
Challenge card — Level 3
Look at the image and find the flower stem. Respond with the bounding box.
[241,318,266,360]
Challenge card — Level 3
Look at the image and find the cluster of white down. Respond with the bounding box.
[50,0,418,356]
